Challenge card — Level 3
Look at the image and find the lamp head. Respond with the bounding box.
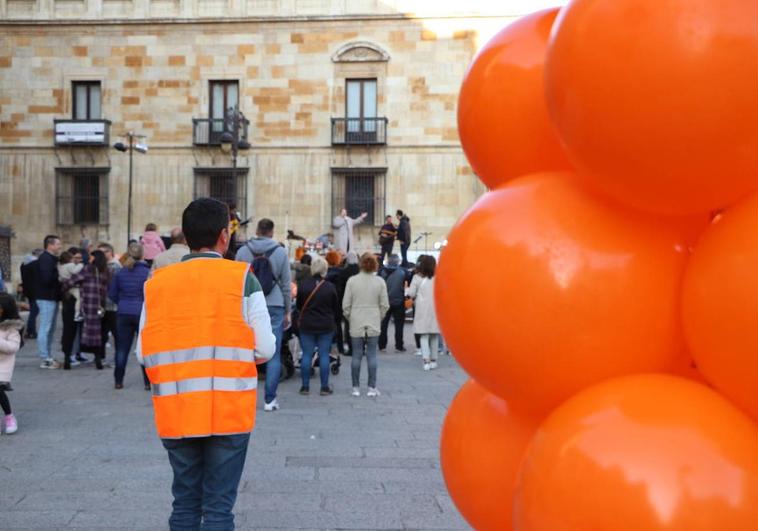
[219,132,234,153]
[113,142,128,152]
[134,143,148,154]
[237,139,251,151]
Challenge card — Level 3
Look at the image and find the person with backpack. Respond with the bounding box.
[235,218,292,412]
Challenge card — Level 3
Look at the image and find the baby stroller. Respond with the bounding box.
[290,309,341,376]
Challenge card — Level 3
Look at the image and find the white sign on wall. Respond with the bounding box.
[55,121,109,145]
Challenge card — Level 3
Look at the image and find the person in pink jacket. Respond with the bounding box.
[0,293,23,435]
[140,223,166,265]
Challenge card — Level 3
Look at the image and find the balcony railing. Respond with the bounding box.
[54,119,111,147]
[331,117,388,146]
[193,118,250,146]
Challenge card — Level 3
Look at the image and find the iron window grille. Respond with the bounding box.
[331,168,387,227]
[193,167,249,218]
[55,168,110,226]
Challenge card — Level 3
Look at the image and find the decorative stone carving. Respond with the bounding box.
[332,41,390,63]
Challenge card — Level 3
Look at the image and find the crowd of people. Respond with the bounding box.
[1,206,444,435]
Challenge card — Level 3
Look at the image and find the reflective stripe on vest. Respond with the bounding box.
[141,258,257,439]
[152,376,258,397]
[143,346,255,369]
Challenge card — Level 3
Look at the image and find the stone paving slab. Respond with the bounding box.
[0,322,470,530]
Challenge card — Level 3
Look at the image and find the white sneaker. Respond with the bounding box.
[367,387,380,397]
[69,356,81,367]
[414,350,422,356]
[263,399,279,412]
[351,387,360,397]
[423,362,431,371]
[430,361,438,370]
[40,359,60,369]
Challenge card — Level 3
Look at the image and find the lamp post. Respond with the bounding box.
[114,132,148,248]
[219,105,250,168]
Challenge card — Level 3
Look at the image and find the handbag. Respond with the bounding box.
[298,280,325,329]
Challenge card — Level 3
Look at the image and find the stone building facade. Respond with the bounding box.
[0,0,556,285]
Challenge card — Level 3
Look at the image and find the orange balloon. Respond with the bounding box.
[435,172,688,415]
[457,8,571,188]
[546,0,758,215]
[682,192,758,420]
[441,380,538,531]
[514,374,758,531]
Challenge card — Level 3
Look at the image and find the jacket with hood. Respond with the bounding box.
[235,237,292,313]
[141,231,166,261]
[0,319,23,383]
[397,215,411,244]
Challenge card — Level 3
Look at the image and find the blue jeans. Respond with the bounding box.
[115,314,149,386]
[37,300,58,360]
[162,433,250,531]
[265,306,285,404]
[26,298,38,336]
[299,331,334,390]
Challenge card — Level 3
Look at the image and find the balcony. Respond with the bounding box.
[54,119,111,147]
[331,117,388,146]
[193,118,250,146]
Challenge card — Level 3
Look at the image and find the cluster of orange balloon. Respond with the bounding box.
[438,2,758,529]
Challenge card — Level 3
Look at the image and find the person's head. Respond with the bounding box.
[340,208,347,217]
[170,227,186,245]
[359,252,378,273]
[59,251,72,265]
[256,218,274,238]
[67,247,82,264]
[325,250,342,267]
[43,235,62,255]
[345,251,359,266]
[310,256,328,277]
[145,223,158,233]
[396,209,404,219]
[385,215,393,224]
[387,254,401,267]
[182,198,231,253]
[0,292,20,322]
[90,250,108,274]
[123,242,145,269]
[417,255,437,278]
[299,254,312,266]
[32,248,44,258]
[97,242,115,262]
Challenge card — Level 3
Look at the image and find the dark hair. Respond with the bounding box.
[300,254,312,266]
[385,215,392,221]
[145,223,157,232]
[59,251,72,265]
[43,235,60,249]
[91,250,108,274]
[359,252,378,273]
[396,210,404,217]
[256,218,274,236]
[67,246,81,256]
[0,293,20,322]
[98,242,114,254]
[182,198,230,251]
[417,255,436,278]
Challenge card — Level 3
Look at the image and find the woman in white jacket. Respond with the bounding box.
[408,255,440,371]
[0,293,23,434]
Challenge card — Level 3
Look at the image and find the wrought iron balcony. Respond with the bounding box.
[193,118,249,146]
[331,117,388,146]
[54,119,111,147]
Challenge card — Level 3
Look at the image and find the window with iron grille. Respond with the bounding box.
[331,168,386,227]
[72,81,102,120]
[193,167,248,218]
[55,168,110,225]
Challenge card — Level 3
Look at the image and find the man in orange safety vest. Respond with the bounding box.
[137,198,276,530]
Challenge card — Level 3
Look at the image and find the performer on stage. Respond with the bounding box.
[333,209,367,254]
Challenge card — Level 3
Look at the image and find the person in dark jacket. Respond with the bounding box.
[379,254,408,352]
[334,251,360,356]
[19,249,42,339]
[36,235,63,369]
[296,256,339,395]
[396,210,412,267]
[378,215,397,265]
[108,242,151,390]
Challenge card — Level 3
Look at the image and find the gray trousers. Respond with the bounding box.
[351,335,378,388]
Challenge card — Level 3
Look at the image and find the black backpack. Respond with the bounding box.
[247,245,278,296]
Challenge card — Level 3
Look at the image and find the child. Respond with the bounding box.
[140,223,166,266]
[0,292,23,434]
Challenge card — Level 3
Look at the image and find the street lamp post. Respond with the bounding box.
[114,132,148,248]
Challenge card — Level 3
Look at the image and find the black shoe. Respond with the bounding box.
[320,386,333,396]
[24,332,37,339]
[396,347,406,352]
[95,358,103,370]
[115,383,124,390]
[299,386,309,395]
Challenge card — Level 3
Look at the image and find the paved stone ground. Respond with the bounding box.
[0,322,470,530]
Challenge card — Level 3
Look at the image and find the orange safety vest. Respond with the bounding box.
[141,257,257,439]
